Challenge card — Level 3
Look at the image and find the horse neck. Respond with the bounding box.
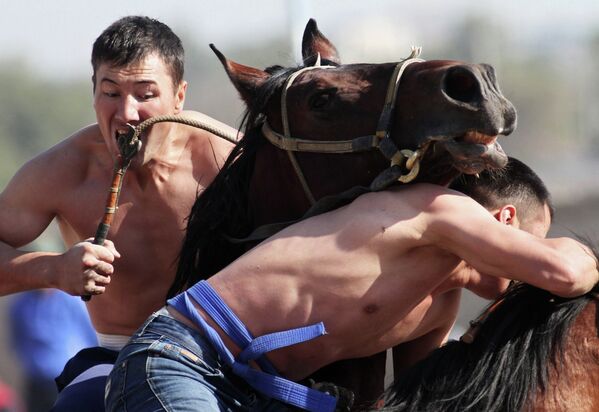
[383,285,595,412]
[248,140,389,227]
[528,296,599,411]
[248,143,313,226]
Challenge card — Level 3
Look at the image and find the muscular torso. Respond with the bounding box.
[48,117,232,334]
[191,187,474,380]
[57,159,195,334]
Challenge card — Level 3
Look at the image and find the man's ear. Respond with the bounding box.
[494,205,517,226]
[174,81,187,113]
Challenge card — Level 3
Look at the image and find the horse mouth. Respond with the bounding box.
[433,131,507,175]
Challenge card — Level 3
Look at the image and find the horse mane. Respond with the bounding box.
[381,282,599,412]
[167,65,300,298]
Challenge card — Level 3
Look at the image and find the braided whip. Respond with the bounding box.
[81,115,239,301]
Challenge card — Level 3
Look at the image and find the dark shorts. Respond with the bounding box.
[51,347,119,412]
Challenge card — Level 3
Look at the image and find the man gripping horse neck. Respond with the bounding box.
[105,157,598,412]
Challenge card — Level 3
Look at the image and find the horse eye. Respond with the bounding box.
[309,89,336,110]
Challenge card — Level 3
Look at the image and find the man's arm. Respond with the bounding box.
[0,147,118,296]
[427,192,599,297]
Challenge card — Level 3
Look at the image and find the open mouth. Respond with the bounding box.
[115,130,126,142]
[114,125,143,160]
[114,122,140,141]
[432,130,507,175]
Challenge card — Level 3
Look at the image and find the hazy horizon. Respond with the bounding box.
[2,0,598,80]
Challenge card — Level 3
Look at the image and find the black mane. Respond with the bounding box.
[380,282,598,412]
[167,65,299,298]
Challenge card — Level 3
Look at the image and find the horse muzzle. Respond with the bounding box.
[435,131,508,174]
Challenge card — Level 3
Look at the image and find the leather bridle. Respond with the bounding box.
[261,47,428,205]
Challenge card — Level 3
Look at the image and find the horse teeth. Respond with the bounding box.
[464,131,498,145]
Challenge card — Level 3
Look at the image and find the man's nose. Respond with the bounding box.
[116,95,140,123]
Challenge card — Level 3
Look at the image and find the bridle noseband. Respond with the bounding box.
[261,47,427,205]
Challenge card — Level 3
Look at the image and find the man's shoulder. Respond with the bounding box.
[14,124,106,184]
[178,110,238,147]
[407,183,479,208]
[356,184,486,230]
[363,184,465,210]
[35,124,103,160]
[178,110,237,132]
[0,124,106,219]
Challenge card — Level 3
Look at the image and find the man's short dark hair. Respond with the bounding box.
[91,16,184,90]
[450,156,554,223]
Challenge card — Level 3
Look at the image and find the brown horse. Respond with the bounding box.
[169,19,517,407]
[380,281,599,411]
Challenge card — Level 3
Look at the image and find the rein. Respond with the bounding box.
[120,114,239,148]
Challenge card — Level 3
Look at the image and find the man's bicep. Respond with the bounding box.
[427,195,497,250]
[0,164,56,247]
[432,203,561,284]
[429,200,527,275]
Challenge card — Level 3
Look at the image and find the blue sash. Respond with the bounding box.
[167,280,337,412]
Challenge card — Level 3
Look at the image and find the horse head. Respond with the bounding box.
[211,19,517,219]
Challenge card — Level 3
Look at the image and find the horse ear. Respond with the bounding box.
[210,44,270,104]
[302,19,341,65]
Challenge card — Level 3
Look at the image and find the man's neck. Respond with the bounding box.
[123,133,188,191]
[132,124,189,171]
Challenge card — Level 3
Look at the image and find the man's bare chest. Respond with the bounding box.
[55,172,198,246]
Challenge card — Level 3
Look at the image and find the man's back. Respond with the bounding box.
[198,182,594,380]
[200,184,491,379]
[105,160,599,412]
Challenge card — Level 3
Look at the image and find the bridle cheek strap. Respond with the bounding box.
[281,63,337,205]
[267,47,426,205]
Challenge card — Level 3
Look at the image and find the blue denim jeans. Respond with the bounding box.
[104,307,291,412]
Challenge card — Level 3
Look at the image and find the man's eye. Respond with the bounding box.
[104,92,119,98]
[140,93,154,100]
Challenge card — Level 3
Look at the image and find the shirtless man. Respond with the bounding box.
[391,158,555,379]
[105,158,599,412]
[0,16,235,410]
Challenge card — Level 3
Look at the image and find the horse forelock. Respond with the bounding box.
[241,65,297,133]
[382,283,594,412]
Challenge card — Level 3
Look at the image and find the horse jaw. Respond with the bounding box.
[432,131,508,174]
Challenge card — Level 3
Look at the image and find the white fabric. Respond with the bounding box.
[96,332,130,351]
[64,363,114,389]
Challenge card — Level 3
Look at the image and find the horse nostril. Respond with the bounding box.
[443,66,481,104]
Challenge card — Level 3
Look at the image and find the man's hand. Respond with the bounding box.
[53,238,120,296]
[541,237,599,298]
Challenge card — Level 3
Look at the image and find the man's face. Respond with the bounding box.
[93,53,186,158]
